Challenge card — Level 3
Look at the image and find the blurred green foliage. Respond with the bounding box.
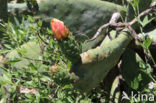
[0,0,156,102]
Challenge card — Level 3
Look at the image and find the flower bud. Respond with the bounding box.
[51,18,70,40]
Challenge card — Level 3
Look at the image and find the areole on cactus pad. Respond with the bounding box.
[51,18,71,40]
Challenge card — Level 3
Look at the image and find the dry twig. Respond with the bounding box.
[85,2,156,42]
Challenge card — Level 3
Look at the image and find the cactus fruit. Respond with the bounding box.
[51,19,81,63]
[51,18,71,40]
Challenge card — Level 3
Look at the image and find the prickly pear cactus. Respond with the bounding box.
[50,18,82,63]
[7,0,122,67]
[6,41,41,68]
[8,0,122,52]
[38,0,122,40]
[7,0,134,93]
[70,30,133,92]
[57,35,82,63]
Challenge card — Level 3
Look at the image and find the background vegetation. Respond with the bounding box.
[0,0,156,103]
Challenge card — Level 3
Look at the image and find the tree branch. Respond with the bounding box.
[86,2,156,42]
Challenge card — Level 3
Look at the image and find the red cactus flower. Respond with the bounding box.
[51,18,70,40]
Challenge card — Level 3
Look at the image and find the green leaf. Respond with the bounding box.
[134,0,139,7]
[137,41,145,49]
[0,24,6,32]
[144,37,152,49]
[38,20,42,27]
[41,75,52,82]
[0,69,12,85]
[28,63,38,74]
[0,49,10,54]
[127,0,139,7]
[121,49,153,90]
[3,44,12,50]
[14,17,20,26]
[130,75,140,89]
[67,96,74,103]
[146,64,152,74]
[141,16,155,27]
[62,84,73,89]
[8,58,21,64]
